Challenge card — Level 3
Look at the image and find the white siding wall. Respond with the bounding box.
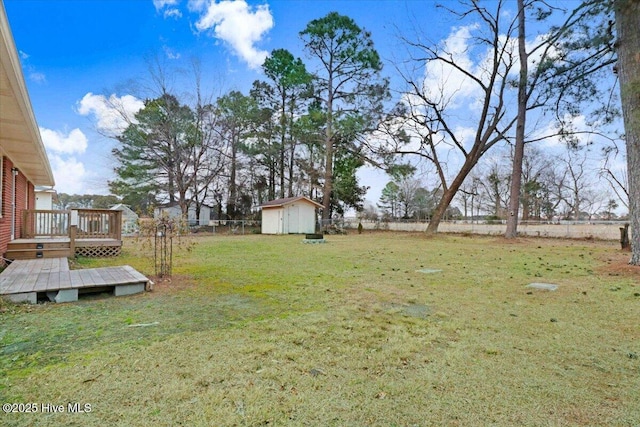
[261,207,283,234]
[35,191,53,210]
[296,203,317,234]
[155,205,211,226]
[261,201,317,234]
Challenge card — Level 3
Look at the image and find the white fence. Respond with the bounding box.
[344,219,631,241]
[156,215,631,241]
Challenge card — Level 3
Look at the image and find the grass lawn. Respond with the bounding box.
[1,232,638,426]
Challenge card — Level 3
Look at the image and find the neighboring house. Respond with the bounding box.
[110,203,139,235]
[154,203,214,226]
[0,3,55,258]
[35,186,55,210]
[260,196,322,235]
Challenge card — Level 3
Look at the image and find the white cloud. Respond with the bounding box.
[47,155,87,194]
[153,0,179,10]
[77,93,144,135]
[153,0,182,19]
[29,71,46,84]
[18,51,47,84]
[531,114,593,148]
[164,8,183,18]
[163,45,181,59]
[39,127,89,194]
[190,0,273,69]
[422,25,484,109]
[39,127,88,155]
[453,125,478,151]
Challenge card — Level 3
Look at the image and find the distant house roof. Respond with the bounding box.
[34,186,56,194]
[110,203,138,218]
[260,196,323,209]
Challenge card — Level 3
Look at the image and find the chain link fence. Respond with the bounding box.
[189,220,261,235]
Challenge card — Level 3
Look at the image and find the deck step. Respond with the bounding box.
[5,248,72,260]
[6,240,72,260]
[5,238,123,260]
[7,241,71,250]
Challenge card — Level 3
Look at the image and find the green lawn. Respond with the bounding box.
[1,233,638,426]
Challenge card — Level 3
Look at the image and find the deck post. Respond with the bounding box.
[115,210,122,240]
[69,225,77,258]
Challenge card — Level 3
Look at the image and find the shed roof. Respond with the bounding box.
[260,196,323,209]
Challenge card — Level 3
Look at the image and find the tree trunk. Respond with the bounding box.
[228,135,238,220]
[322,134,333,221]
[179,192,189,219]
[426,159,477,234]
[615,0,640,265]
[269,162,275,201]
[288,107,296,198]
[505,0,528,239]
[322,85,334,221]
[288,143,296,198]
[426,192,453,234]
[279,97,286,199]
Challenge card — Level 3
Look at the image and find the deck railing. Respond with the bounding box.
[21,209,122,240]
[76,209,122,240]
[21,210,71,238]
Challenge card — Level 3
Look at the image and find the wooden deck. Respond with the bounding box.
[5,208,125,260]
[0,258,149,303]
[5,237,122,260]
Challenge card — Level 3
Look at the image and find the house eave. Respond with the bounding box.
[0,2,55,187]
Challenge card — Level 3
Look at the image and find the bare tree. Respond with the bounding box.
[556,147,599,220]
[505,0,616,237]
[600,143,629,209]
[519,146,554,220]
[375,0,615,235]
[397,178,422,218]
[380,0,521,234]
[478,159,511,219]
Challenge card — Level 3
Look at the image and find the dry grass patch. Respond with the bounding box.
[1,233,638,426]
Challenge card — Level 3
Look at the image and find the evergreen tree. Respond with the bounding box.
[300,12,389,219]
[110,93,198,217]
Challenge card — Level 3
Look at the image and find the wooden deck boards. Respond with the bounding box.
[0,258,148,298]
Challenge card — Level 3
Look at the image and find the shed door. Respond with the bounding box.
[287,205,300,233]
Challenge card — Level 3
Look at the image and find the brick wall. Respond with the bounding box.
[0,156,35,258]
[0,156,11,257]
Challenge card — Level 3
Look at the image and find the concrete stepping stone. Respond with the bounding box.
[416,268,442,274]
[526,283,558,291]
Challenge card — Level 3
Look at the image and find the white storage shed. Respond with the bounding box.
[260,196,322,234]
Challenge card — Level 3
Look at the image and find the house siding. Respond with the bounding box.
[0,157,10,255]
[154,205,212,226]
[0,156,35,258]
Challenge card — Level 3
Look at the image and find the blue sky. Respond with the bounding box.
[5,0,445,199]
[3,0,625,215]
